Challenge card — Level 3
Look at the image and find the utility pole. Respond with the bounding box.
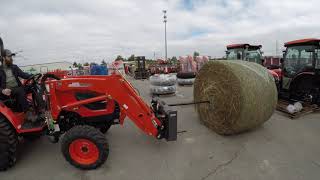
[163,10,168,61]
[276,40,279,57]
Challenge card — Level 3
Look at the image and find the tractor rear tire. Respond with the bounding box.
[0,116,18,171]
[61,125,109,170]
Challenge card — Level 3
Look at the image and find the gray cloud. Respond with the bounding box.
[0,0,319,65]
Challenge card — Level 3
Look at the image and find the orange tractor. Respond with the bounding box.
[0,37,177,170]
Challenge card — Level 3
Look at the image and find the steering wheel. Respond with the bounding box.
[24,73,43,86]
[25,73,60,112]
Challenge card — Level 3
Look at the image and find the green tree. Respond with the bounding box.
[77,63,83,70]
[83,62,89,66]
[171,56,177,61]
[73,61,78,67]
[170,56,178,64]
[128,54,135,61]
[101,60,107,65]
[29,67,36,74]
[90,62,98,66]
[193,51,200,57]
[115,55,123,61]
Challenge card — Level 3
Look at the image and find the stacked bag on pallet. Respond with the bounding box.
[195,56,209,71]
[150,74,177,95]
[179,55,197,73]
[177,55,209,85]
[109,60,125,76]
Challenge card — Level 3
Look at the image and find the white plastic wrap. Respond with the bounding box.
[179,55,197,73]
[177,78,195,85]
[149,74,177,86]
[286,102,303,114]
[150,85,176,95]
[294,102,303,112]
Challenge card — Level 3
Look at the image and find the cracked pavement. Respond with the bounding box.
[2,78,320,180]
[201,146,245,180]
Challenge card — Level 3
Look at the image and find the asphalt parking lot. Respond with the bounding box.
[2,77,320,180]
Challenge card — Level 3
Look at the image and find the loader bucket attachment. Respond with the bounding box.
[163,106,177,141]
[151,99,177,141]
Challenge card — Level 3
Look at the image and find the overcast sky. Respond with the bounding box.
[1,0,319,65]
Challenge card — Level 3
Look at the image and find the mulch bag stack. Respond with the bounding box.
[150,74,177,95]
[194,60,277,135]
[109,60,125,76]
[177,56,197,85]
[179,55,197,73]
[195,56,209,71]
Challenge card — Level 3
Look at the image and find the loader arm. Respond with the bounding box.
[47,74,177,141]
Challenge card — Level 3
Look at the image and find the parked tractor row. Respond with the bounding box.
[225,38,320,107]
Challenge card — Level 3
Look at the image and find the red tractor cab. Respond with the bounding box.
[279,38,320,104]
[225,43,281,85]
[226,44,264,64]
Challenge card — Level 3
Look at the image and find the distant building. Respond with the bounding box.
[20,61,73,74]
[264,56,281,67]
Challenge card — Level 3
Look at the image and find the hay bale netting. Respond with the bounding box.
[194,60,277,135]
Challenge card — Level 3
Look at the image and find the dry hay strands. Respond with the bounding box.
[194,60,277,135]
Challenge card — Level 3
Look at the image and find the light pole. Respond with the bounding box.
[163,10,168,61]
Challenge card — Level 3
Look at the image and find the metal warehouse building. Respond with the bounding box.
[20,61,73,74]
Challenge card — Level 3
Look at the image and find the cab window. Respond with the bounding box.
[227,49,243,60]
[316,48,320,68]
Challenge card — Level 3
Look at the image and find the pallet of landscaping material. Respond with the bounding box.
[276,100,319,119]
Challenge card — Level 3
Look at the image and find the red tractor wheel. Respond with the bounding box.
[0,116,18,171]
[61,125,109,170]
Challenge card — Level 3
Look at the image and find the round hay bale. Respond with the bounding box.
[194,60,277,135]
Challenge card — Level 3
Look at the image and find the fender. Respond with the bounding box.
[0,102,24,133]
[268,69,279,80]
[0,102,45,133]
[289,72,318,91]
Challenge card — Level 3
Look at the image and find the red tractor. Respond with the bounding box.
[278,38,320,104]
[226,44,264,63]
[225,44,281,83]
[0,38,177,171]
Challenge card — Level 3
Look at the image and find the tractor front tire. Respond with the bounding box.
[61,125,109,170]
[0,116,18,171]
[100,123,112,134]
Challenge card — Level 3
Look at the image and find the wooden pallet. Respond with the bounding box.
[276,100,319,119]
